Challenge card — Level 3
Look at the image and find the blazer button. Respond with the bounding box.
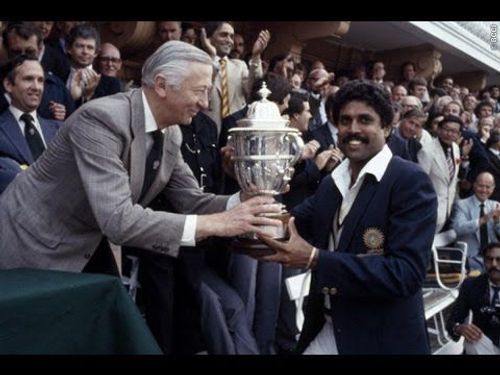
[321,287,329,295]
[329,287,338,295]
[152,244,159,250]
[84,253,91,259]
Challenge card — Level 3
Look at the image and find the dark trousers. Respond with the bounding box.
[128,246,205,354]
[82,237,120,277]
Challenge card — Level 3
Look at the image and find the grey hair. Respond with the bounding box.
[141,40,213,89]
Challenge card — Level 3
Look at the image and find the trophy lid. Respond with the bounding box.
[234,82,289,129]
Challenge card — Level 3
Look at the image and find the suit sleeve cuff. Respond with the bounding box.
[181,215,197,247]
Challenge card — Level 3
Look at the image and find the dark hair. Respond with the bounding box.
[67,24,100,50]
[408,77,428,93]
[401,61,415,75]
[0,54,40,85]
[429,87,447,98]
[330,80,394,128]
[402,108,426,120]
[285,92,309,117]
[486,129,500,148]
[268,53,291,73]
[181,22,195,32]
[204,22,232,38]
[438,115,463,129]
[2,22,43,52]
[475,100,494,117]
[482,241,500,257]
[250,72,291,106]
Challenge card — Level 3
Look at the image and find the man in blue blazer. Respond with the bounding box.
[0,55,62,193]
[452,171,500,272]
[446,242,500,354]
[257,80,437,354]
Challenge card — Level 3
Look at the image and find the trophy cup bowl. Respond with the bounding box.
[229,128,303,240]
[227,82,304,254]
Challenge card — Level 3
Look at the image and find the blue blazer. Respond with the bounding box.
[292,156,437,354]
[446,274,499,346]
[0,110,61,192]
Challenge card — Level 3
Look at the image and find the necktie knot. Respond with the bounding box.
[219,57,226,67]
[21,113,34,124]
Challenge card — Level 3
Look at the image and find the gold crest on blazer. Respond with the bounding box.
[360,227,385,256]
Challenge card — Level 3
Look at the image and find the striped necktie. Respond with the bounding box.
[219,58,230,119]
[446,147,455,181]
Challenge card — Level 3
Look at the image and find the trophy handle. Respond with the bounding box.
[287,132,304,165]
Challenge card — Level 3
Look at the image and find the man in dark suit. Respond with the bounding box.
[256,80,437,354]
[31,21,71,82]
[0,55,62,193]
[446,242,500,354]
[1,22,74,121]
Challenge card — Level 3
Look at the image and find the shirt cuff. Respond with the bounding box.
[181,215,197,247]
[226,192,241,209]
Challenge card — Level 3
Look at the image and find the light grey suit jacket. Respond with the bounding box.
[0,89,228,272]
[451,195,500,258]
[418,137,460,232]
[205,57,263,136]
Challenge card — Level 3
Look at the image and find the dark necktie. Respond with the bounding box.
[140,130,164,200]
[21,113,45,161]
[491,286,500,307]
[480,203,489,252]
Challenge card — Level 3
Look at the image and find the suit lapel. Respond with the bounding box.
[338,175,379,252]
[141,126,178,204]
[38,116,57,143]
[433,139,450,183]
[129,90,147,204]
[0,111,34,164]
[317,179,341,249]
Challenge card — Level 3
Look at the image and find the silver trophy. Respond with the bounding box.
[228,82,304,242]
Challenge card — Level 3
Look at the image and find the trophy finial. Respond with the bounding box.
[257,82,271,101]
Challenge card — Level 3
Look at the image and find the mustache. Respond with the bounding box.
[341,134,369,144]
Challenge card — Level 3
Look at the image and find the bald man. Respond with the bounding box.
[97,42,134,91]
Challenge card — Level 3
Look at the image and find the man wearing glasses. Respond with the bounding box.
[418,115,463,232]
[96,42,135,91]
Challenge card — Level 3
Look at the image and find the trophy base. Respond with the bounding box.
[229,212,290,256]
[229,237,277,257]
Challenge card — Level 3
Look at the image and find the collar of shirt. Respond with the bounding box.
[141,90,159,134]
[331,144,392,199]
[490,148,500,157]
[471,194,486,208]
[38,44,45,63]
[327,121,338,144]
[9,106,45,142]
[439,139,453,156]
[215,55,229,66]
[488,281,500,304]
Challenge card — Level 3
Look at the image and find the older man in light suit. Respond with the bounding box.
[452,172,500,272]
[418,115,462,233]
[200,22,270,138]
[0,41,281,273]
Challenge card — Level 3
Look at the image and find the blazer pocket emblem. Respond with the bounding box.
[362,227,385,255]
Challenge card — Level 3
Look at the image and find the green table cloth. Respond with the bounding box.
[0,268,162,354]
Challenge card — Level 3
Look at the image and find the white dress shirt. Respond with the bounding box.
[141,91,239,246]
[9,106,47,147]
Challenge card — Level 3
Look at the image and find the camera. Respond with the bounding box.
[480,302,500,327]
